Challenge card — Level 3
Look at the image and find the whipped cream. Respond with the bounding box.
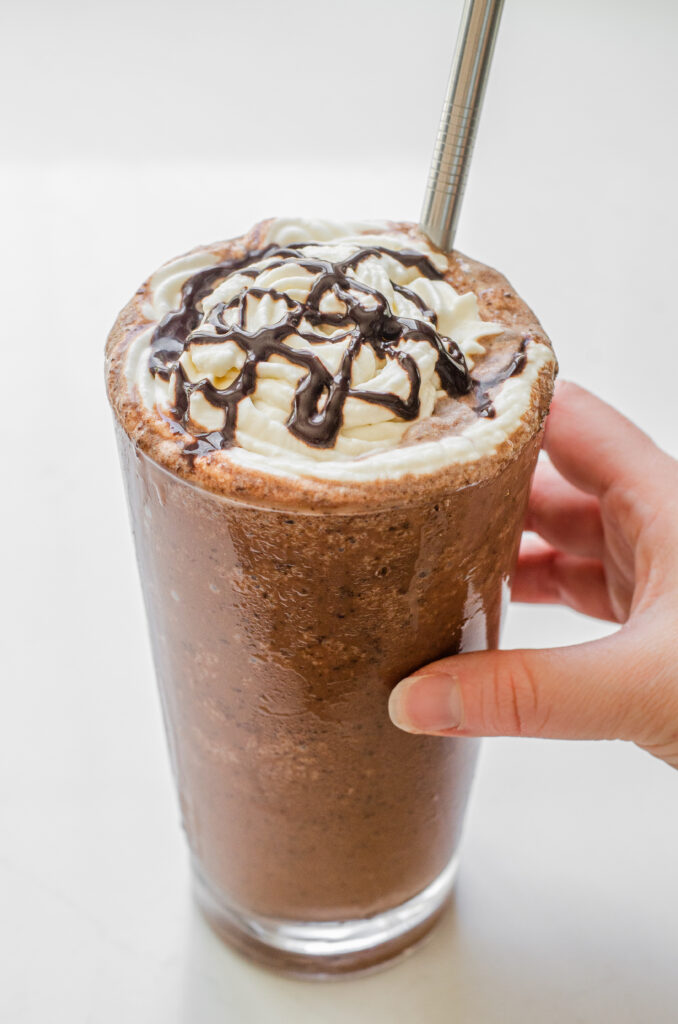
[126,219,555,482]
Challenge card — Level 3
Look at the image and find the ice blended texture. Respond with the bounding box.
[106,218,556,972]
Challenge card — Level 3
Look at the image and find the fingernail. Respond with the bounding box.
[388,673,464,734]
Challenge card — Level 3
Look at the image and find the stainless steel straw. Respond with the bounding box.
[420,0,505,252]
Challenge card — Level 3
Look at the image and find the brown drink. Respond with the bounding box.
[107,218,556,976]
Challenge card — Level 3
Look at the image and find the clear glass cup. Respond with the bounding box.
[115,423,540,976]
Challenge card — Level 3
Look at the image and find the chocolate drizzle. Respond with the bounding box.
[472,337,529,418]
[148,243,473,454]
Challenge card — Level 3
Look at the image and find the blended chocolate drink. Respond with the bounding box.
[106,218,556,976]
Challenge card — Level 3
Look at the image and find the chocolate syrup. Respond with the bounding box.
[472,338,529,419]
[149,244,472,452]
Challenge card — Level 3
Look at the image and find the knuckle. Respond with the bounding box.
[484,654,547,737]
[628,645,678,748]
[640,737,678,771]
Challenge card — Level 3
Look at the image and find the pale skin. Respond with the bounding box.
[388,381,678,770]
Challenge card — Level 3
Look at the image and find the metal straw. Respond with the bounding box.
[420,0,505,252]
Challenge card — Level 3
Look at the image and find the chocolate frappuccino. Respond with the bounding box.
[106,218,556,975]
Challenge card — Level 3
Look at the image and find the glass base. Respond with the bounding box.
[192,855,459,979]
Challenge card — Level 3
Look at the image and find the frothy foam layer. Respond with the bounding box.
[125,219,555,482]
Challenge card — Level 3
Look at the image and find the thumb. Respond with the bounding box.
[388,633,661,745]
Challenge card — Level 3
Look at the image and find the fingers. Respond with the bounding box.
[526,458,604,559]
[544,381,663,498]
[388,631,661,745]
[512,537,618,621]
[386,382,678,763]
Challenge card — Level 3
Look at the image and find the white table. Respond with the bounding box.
[3,0,678,1019]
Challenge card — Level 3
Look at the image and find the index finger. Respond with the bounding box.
[543,381,663,498]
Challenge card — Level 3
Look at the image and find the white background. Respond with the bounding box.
[2,1,677,1021]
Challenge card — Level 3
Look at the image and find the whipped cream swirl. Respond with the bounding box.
[128,223,505,464]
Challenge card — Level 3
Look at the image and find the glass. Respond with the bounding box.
[115,423,539,976]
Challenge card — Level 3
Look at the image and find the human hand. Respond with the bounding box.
[388,381,678,769]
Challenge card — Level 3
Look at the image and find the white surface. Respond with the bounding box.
[3,0,678,1021]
